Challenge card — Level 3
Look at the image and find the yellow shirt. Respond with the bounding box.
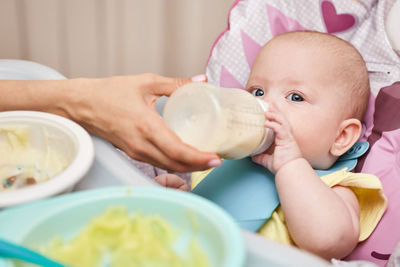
[192,168,387,245]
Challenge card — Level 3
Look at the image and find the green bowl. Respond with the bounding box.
[0,186,245,267]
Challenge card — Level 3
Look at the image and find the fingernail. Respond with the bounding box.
[191,74,207,83]
[208,159,222,167]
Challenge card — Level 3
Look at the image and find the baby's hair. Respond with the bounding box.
[269,31,370,120]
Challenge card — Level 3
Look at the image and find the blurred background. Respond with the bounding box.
[0,0,233,78]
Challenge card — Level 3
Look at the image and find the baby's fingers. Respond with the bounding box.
[252,153,273,170]
[264,109,286,126]
[264,110,293,141]
[264,120,283,133]
[265,115,290,138]
[154,174,188,191]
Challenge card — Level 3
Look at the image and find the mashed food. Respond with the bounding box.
[24,207,210,267]
[0,124,70,191]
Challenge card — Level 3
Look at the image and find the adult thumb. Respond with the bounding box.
[172,74,208,94]
[153,74,207,97]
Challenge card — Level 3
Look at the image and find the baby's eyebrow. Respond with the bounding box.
[247,76,306,88]
[280,77,306,87]
[247,75,270,85]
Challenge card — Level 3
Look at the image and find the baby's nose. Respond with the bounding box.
[255,98,269,112]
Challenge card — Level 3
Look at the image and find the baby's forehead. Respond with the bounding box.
[264,34,341,58]
[258,41,342,77]
[267,37,357,75]
[257,33,365,83]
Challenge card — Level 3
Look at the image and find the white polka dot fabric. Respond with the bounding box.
[206,0,400,95]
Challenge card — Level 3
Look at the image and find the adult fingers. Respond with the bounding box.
[155,135,221,172]
[155,134,221,171]
[123,137,196,172]
[123,115,220,172]
[146,116,221,172]
[115,134,173,170]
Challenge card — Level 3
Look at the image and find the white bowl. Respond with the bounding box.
[0,111,94,208]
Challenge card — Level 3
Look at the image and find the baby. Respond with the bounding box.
[155,31,387,260]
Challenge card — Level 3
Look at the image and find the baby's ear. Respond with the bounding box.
[330,119,362,157]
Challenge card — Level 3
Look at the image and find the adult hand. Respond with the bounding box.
[68,73,221,172]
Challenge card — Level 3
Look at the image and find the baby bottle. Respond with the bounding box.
[162,83,274,159]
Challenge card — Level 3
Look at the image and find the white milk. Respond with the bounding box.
[163,83,274,159]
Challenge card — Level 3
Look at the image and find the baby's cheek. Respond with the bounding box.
[298,136,333,168]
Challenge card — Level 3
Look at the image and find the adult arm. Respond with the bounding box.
[0,73,221,172]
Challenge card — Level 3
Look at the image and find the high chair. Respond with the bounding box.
[0,0,399,266]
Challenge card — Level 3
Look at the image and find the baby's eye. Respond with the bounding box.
[287,93,304,102]
[251,88,264,97]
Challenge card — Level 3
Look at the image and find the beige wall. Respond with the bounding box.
[0,0,233,78]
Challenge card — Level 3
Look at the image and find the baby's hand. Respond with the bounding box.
[154,174,189,191]
[252,105,302,173]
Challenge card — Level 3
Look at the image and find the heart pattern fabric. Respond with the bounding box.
[321,0,356,33]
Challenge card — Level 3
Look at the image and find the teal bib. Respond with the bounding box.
[192,142,369,232]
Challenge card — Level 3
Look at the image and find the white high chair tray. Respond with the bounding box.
[0,59,331,266]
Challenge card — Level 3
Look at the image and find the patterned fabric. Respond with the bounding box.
[206,0,399,96]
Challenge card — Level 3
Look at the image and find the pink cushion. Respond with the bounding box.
[346,82,400,265]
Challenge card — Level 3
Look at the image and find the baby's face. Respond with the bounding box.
[246,40,348,168]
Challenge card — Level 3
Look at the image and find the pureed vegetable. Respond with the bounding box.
[16,207,210,267]
[0,124,71,191]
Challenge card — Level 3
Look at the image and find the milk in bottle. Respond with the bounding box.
[162,83,274,159]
